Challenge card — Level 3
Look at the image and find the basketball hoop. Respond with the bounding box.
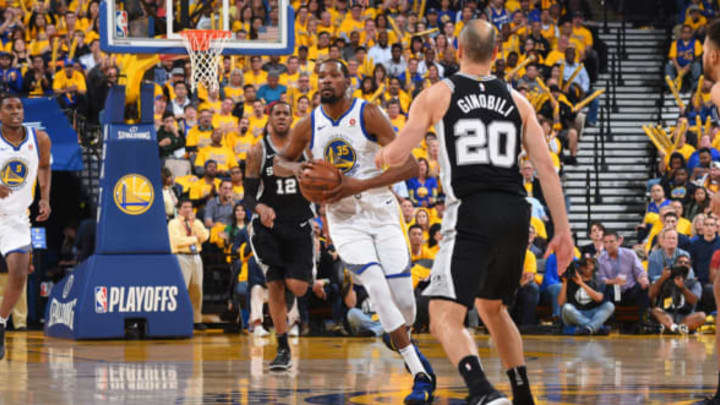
[179,30,232,93]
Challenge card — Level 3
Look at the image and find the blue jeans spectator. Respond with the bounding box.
[561,301,615,333]
[541,283,563,318]
[347,308,383,336]
[665,61,702,90]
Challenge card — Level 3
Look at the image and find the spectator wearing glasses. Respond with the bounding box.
[648,228,692,282]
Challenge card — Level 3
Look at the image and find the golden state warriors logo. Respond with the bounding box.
[113,174,154,215]
[324,138,356,174]
[1,159,29,189]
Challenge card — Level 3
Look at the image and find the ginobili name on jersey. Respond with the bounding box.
[456,93,515,117]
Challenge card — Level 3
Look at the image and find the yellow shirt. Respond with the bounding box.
[390,115,406,132]
[185,126,214,149]
[383,91,411,113]
[668,39,703,60]
[52,70,87,93]
[665,143,696,167]
[212,114,239,135]
[685,15,708,31]
[308,45,330,61]
[227,131,262,161]
[168,217,210,254]
[530,216,548,240]
[189,178,222,201]
[571,25,593,48]
[544,49,565,66]
[248,114,268,137]
[523,249,543,285]
[175,174,199,194]
[279,71,300,89]
[198,99,222,114]
[194,145,239,172]
[243,70,268,88]
[232,184,244,201]
[338,16,365,37]
[224,85,245,102]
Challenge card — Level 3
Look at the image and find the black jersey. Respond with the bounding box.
[257,135,314,222]
[436,73,525,199]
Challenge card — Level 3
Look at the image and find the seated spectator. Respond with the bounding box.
[400,198,415,227]
[540,244,581,322]
[194,129,238,177]
[691,213,707,240]
[427,223,443,257]
[229,166,244,201]
[648,228,692,282]
[580,221,605,258]
[190,160,221,207]
[222,203,249,251]
[647,184,671,214]
[157,112,186,159]
[169,81,191,118]
[23,55,52,96]
[205,179,237,231]
[509,247,540,327]
[649,259,705,334]
[670,200,694,236]
[559,257,615,335]
[346,286,383,337]
[257,71,287,104]
[654,151,687,191]
[411,208,438,243]
[528,225,544,258]
[409,224,434,264]
[212,98,239,136]
[685,5,708,38]
[662,167,696,207]
[406,158,439,207]
[692,215,720,311]
[704,161,720,196]
[53,58,86,109]
[665,24,702,90]
[597,231,649,317]
[686,186,710,220]
[687,144,719,181]
[185,109,215,157]
[647,210,692,252]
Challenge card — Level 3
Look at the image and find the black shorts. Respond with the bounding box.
[423,191,530,308]
[249,218,314,284]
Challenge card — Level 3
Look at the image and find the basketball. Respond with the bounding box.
[298,160,342,203]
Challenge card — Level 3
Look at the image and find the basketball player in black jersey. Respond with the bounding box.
[377,20,574,405]
[694,19,720,405]
[243,101,314,371]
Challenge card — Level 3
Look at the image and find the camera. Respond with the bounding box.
[562,261,579,279]
[670,264,690,279]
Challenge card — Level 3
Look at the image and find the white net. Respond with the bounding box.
[179,30,232,93]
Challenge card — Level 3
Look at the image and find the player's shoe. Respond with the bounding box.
[382,334,437,390]
[288,324,300,337]
[678,324,690,335]
[253,325,270,337]
[466,390,512,405]
[404,373,434,404]
[269,348,291,371]
[0,323,4,360]
[694,397,720,405]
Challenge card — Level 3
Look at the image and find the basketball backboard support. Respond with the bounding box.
[99,0,294,55]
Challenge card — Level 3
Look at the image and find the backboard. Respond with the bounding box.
[99,0,294,55]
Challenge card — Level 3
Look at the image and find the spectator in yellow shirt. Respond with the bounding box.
[53,58,86,108]
[190,160,221,205]
[224,69,245,103]
[409,224,433,288]
[243,55,268,88]
[212,98,239,136]
[247,100,268,138]
[195,129,239,176]
[185,109,215,156]
[685,5,707,37]
[387,100,406,132]
[227,117,260,163]
[338,2,365,37]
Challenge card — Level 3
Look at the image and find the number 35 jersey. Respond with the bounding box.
[436,74,524,201]
[309,98,395,217]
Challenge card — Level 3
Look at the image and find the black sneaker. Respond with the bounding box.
[269,348,291,371]
[694,397,720,405]
[0,323,5,360]
[467,391,512,405]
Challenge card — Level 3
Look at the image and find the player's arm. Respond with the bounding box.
[513,90,573,272]
[243,142,276,228]
[274,115,312,177]
[322,103,420,203]
[36,129,51,221]
[375,82,450,168]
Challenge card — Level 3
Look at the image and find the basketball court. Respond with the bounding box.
[1,331,716,404]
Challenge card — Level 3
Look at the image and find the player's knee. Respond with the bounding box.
[476,299,503,317]
[285,280,308,297]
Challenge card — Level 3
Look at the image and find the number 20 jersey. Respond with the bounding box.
[436,74,525,201]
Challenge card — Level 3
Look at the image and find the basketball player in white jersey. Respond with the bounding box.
[275,59,436,404]
[0,94,52,359]
[695,19,720,405]
[376,20,573,405]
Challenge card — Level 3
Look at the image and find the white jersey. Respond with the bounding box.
[0,125,39,216]
[309,98,394,216]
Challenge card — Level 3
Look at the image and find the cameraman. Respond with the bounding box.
[558,257,615,335]
[649,255,705,334]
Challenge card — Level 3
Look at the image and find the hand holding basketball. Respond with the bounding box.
[298,160,342,203]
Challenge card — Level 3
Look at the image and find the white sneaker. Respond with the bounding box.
[254,325,270,337]
[678,324,690,335]
[289,324,300,337]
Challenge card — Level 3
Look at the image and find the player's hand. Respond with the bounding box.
[546,228,574,276]
[0,184,11,198]
[321,174,363,204]
[256,203,276,228]
[36,199,51,221]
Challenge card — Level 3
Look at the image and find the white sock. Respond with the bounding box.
[0,316,6,326]
[399,344,428,378]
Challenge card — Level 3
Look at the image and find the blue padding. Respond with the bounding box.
[45,254,193,339]
[350,262,380,275]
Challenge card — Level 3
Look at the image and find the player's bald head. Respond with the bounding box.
[459,19,497,63]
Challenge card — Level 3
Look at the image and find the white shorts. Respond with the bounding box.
[326,196,410,282]
[0,214,31,256]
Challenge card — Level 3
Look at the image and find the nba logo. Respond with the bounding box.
[115,11,128,38]
[95,287,108,313]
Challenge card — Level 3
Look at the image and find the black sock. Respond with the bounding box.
[507,366,534,404]
[277,333,289,351]
[714,372,720,399]
[458,355,494,397]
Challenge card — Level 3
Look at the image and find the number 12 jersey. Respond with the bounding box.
[436,73,525,201]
